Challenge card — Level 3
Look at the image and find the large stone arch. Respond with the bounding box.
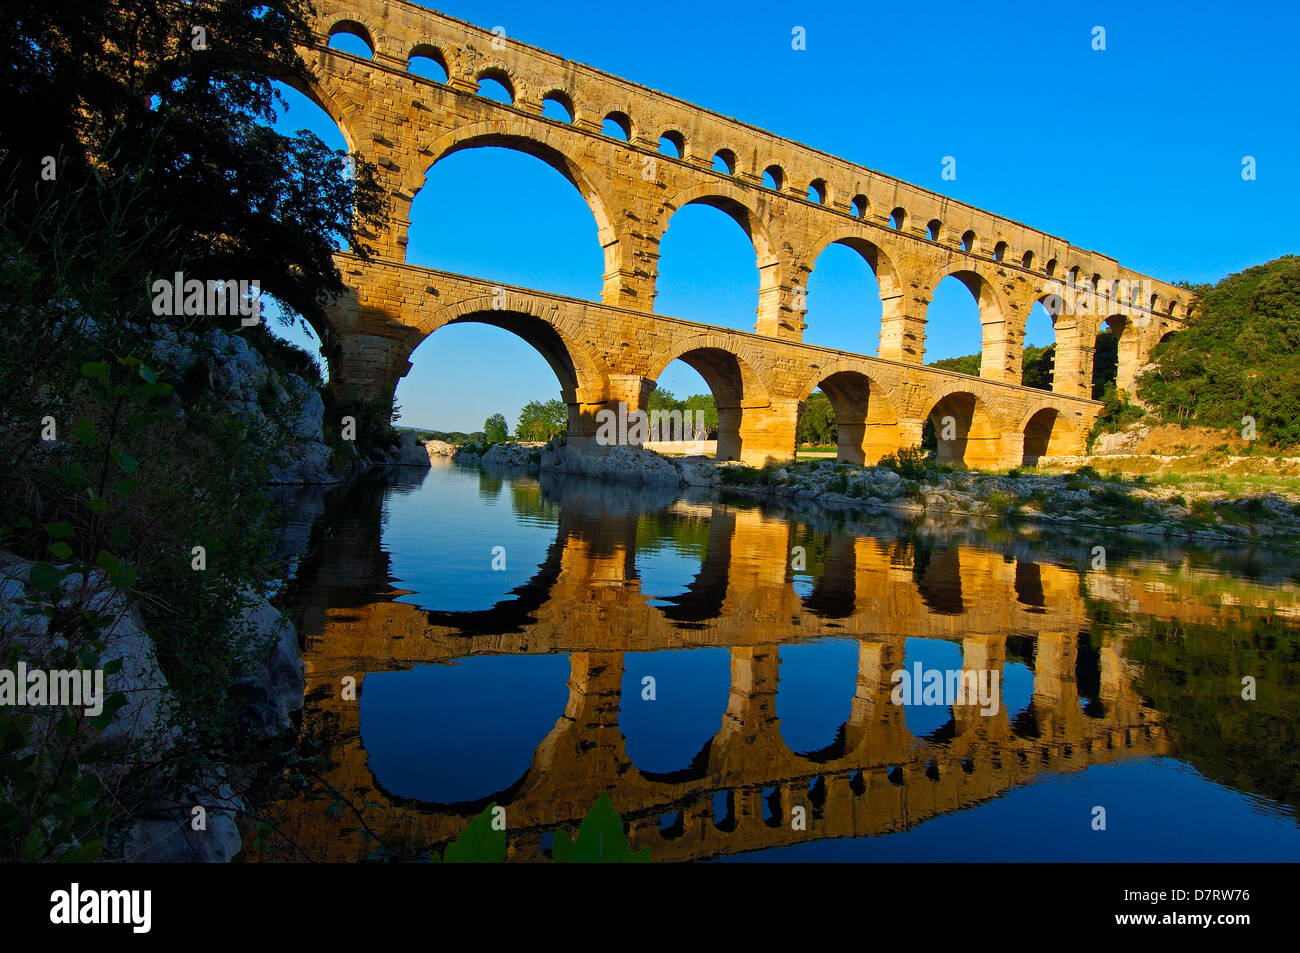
[795,360,904,464]
[657,181,783,332]
[921,382,1006,469]
[413,294,612,446]
[644,333,775,462]
[918,262,1018,382]
[407,120,631,304]
[1017,404,1084,464]
[285,59,369,154]
[802,227,905,350]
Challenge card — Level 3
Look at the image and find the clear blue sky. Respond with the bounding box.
[265,0,1300,433]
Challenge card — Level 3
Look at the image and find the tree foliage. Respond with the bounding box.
[797,391,837,446]
[0,0,387,333]
[928,354,981,376]
[483,413,509,443]
[516,399,567,441]
[1137,256,1300,447]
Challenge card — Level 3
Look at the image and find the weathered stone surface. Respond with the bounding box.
[294,0,1191,471]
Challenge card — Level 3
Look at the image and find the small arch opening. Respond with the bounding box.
[712,149,737,175]
[406,45,448,82]
[658,130,685,158]
[540,91,574,123]
[1045,258,1057,278]
[475,71,514,104]
[890,207,906,230]
[961,230,976,253]
[994,241,1007,262]
[602,111,632,140]
[851,194,868,219]
[807,178,827,204]
[327,21,374,58]
[762,165,784,190]
[927,219,942,241]
[1021,250,1035,270]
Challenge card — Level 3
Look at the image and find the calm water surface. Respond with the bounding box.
[267,461,1300,862]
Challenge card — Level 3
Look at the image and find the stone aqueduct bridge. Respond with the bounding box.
[266,475,1300,862]
[295,0,1192,468]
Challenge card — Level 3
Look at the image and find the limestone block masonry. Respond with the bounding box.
[298,0,1192,468]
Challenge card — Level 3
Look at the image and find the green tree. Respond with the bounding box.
[928,354,981,376]
[1021,344,1055,391]
[516,399,567,440]
[682,393,719,434]
[0,0,387,336]
[797,391,837,446]
[1137,256,1300,447]
[483,413,509,443]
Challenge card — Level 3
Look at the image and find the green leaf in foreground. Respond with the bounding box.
[433,802,506,863]
[552,792,650,863]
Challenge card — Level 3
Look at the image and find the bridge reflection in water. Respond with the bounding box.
[266,462,1300,862]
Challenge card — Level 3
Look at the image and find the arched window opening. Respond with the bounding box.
[659,130,685,158]
[328,21,374,58]
[994,241,1007,262]
[712,149,737,175]
[602,111,632,140]
[851,194,868,219]
[807,178,827,204]
[541,92,574,123]
[1045,258,1057,278]
[927,219,942,241]
[890,207,906,230]
[1021,250,1035,270]
[762,165,784,190]
[407,46,448,82]
[961,230,976,253]
[476,73,514,104]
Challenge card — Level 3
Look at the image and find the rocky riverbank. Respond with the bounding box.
[455,439,1300,547]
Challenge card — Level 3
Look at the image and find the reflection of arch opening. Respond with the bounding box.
[649,345,770,462]
[801,370,901,464]
[1021,407,1077,465]
[926,390,1002,469]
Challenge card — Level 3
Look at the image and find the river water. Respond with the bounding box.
[263,459,1300,862]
